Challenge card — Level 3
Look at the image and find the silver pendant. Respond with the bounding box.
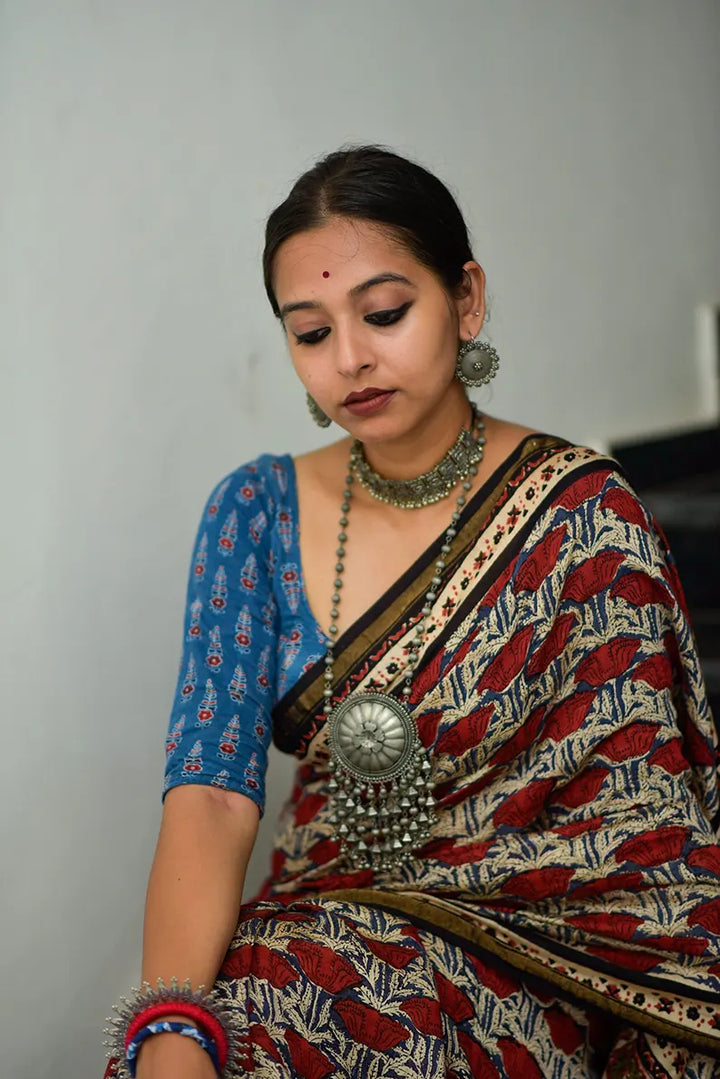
[327,693,435,871]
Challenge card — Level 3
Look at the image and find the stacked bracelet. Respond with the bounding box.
[126,1021,220,1077]
[104,977,250,1078]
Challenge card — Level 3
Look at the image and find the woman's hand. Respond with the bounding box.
[135,1030,219,1079]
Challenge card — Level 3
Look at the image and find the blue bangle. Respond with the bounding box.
[126,1020,220,1076]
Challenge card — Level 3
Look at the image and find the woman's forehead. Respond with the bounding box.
[273,218,424,299]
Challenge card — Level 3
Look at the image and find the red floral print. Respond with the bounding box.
[501,866,576,900]
[332,999,410,1050]
[437,704,494,756]
[574,637,641,685]
[514,526,567,593]
[288,939,363,992]
[284,1028,336,1078]
[480,624,535,692]
[615,826,690,867]
[562,550,625,603]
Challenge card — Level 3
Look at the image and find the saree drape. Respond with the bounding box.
[107,436,720,1078]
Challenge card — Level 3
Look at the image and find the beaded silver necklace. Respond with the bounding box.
[325,406,486,871]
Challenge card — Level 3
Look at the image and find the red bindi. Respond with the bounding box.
[322,270,330,278]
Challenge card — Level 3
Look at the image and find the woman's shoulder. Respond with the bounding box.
[198,453,298,530]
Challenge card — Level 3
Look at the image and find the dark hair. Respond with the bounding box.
[262,144,476,318]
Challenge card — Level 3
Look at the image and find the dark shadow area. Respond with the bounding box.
[611,424,720,736]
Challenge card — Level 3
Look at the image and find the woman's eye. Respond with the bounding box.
[366,302,412,326]
[292,302,411,346]
[294,327,331,346]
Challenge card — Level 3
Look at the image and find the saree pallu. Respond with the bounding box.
[109,437,720,1078]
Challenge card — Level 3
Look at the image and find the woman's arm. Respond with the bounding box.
[135,783,259,1079]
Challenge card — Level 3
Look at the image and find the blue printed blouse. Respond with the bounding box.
[163,455,328,815]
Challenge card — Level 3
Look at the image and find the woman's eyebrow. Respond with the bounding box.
[279,272,416,320]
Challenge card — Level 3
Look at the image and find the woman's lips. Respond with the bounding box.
[342,390,396,416]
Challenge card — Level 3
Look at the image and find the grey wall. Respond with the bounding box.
[1,2,719,1076]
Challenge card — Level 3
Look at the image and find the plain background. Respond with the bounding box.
[1,2,719,1076]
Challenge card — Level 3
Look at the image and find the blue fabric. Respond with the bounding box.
[126,1021,220,1075]
[163,454,328,815]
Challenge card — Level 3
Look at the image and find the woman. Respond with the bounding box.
[106,146,720,1078]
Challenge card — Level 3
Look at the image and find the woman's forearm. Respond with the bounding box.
[141,783,260,990]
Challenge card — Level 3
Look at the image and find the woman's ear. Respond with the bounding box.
[456,262,487,335]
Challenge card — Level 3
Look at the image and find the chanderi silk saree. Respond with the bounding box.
[109,435,720,1078]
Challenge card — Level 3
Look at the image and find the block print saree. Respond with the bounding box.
[106,436,720,1078]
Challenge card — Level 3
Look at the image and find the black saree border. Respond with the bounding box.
[272,432,567,750]
[317,888,720,1059]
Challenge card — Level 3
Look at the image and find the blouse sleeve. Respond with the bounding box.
[162,459,279,817]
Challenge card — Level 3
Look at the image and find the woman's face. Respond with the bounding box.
[272,216,484,443]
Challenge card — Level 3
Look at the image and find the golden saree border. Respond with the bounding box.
[318,888,720,1058]
[273,436,613,753]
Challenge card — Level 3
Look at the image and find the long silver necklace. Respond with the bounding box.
[325,406,486,871]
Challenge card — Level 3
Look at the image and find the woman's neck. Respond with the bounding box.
[359,386,474,481]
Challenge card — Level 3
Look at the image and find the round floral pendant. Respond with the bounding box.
[327,692,435,871]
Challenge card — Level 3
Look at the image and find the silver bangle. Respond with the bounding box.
[104,976,250,1078]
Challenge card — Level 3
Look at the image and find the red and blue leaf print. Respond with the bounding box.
[600,486,649,529]
[542,691,596,743]
[562,550,625,604]
[240,552,258,591]
[434,970,475,1022]
[220,942,297,987]
[688,897,720,934]
[614,825,690,867]
[488,703,545,766]
[610,571,673,609]
[497,1036,544,1079]
[196,678,216,725]
[526,613,577,676]
[399,996,443,1037]
[514,525,567,593]
[597,722,660,762]
[649,738,689,774]
[554,765,609,808]
[574,637,641,685]
[357,933,418,969]
[501,866,575,900]
[631,653,673,690]
[457,1031,501,1078]
[284,1028,335,1079]
[468,954,519,999]
[287,939,363,993]
[332,999,410,1050]
[227,663,246,703]
[544,1007,586,1056]
[479,624,534,692]
[493,777,556,828]
[233,604,252,653]
[555,470,611,511]
[437,704,494,756]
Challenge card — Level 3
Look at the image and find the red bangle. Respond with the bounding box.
[124,1001,228,1069]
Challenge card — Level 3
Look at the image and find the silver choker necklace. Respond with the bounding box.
[350,404,485,509]
[325,409,486,872]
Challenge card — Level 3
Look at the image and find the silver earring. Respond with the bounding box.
[306,392,331,428]
[455,325,500,387]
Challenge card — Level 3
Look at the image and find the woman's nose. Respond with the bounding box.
[335,331,374,378]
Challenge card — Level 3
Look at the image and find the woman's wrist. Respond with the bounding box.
[135,1029,217,1079]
